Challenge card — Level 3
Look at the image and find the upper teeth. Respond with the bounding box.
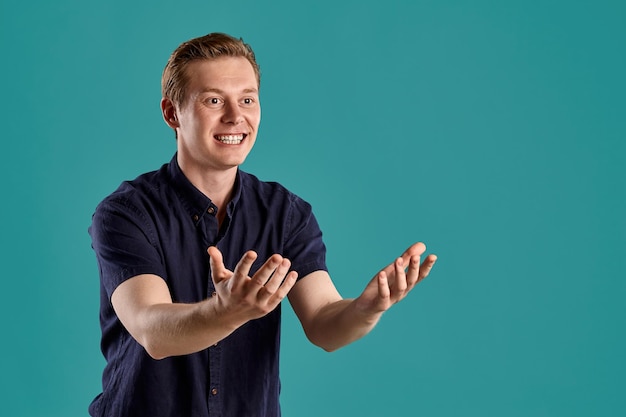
[216,134,244,144]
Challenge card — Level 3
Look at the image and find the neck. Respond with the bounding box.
[177,157,238,215]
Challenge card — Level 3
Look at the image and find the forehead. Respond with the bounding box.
[184,57,258,93]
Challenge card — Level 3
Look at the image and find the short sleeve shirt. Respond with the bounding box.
[88,155,327,417]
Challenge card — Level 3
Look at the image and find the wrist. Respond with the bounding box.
[198,296,245,334]
[351,298,384,326]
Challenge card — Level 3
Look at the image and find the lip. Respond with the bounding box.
[214,133,247,137]
[214,133,247,144]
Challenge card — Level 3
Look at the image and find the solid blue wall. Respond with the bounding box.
[1,0,624,415]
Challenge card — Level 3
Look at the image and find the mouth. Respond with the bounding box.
[214,134,246,145]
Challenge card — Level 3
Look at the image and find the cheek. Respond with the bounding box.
[250,111,261,129]
[190,112,217,131]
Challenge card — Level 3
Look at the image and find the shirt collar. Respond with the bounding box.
[166,153,243,225]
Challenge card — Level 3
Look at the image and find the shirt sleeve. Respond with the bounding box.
[283,194,328,279]
[89,194,167,299]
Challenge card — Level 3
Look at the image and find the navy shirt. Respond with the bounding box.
[89,155,327,417]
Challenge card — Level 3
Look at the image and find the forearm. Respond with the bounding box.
[304,298,383,352]
[292,245,437,353]
[133,299,243,360]
[115,251,297,360]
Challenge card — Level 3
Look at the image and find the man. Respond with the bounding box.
[89,32,437,417]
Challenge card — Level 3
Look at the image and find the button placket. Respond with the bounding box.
[207,340,222,415]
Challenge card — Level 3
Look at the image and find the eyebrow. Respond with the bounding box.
[200,87,259,94]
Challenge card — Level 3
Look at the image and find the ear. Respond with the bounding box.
[161,97,180,130]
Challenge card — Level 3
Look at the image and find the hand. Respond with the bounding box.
[207,247,298,322]
[354,242,437,315]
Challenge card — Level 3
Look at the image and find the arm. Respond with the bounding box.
[111,247,298,360]
[288,242,437,352]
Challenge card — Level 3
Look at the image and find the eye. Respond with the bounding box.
[241,97,255,106]
[205,97,223,107]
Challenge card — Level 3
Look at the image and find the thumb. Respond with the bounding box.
[207,246,228,283]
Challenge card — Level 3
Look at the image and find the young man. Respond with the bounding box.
[89,32,437,417]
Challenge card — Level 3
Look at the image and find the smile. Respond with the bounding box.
[215,134,246,145]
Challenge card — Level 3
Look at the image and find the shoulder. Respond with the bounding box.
[94,164,170,215]
[237,170,321,239]
[90,164,174,243]
[239,170,309,208]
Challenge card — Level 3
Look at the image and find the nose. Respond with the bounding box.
[221,101,243,125]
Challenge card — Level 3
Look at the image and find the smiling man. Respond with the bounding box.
[88,32,437,417]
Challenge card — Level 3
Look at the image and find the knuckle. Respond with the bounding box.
[252,277,267,286]
[255,303,274,317]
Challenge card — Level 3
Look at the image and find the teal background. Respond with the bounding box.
[1,0,624,415]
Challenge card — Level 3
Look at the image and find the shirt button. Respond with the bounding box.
[207,207,215,215]
[192,214,199,222]
[211,388,218,395]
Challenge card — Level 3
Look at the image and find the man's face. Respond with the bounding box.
[173,57,261,172]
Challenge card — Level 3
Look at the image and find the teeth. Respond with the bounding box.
[216,134,244,144]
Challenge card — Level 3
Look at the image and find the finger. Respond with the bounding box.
[380,243,427,279]
[274,271,298,301]
[402,242,427,261]
[262,258,292,294]
[277,271,298,297]
[250,254,283,287]
[406,254,421,288]
[392,257,408,294]
[261,267,298,304]
[418,254,438,282]
[378,271,391,302]
[232,250,259,287]
[208,246,228,283]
